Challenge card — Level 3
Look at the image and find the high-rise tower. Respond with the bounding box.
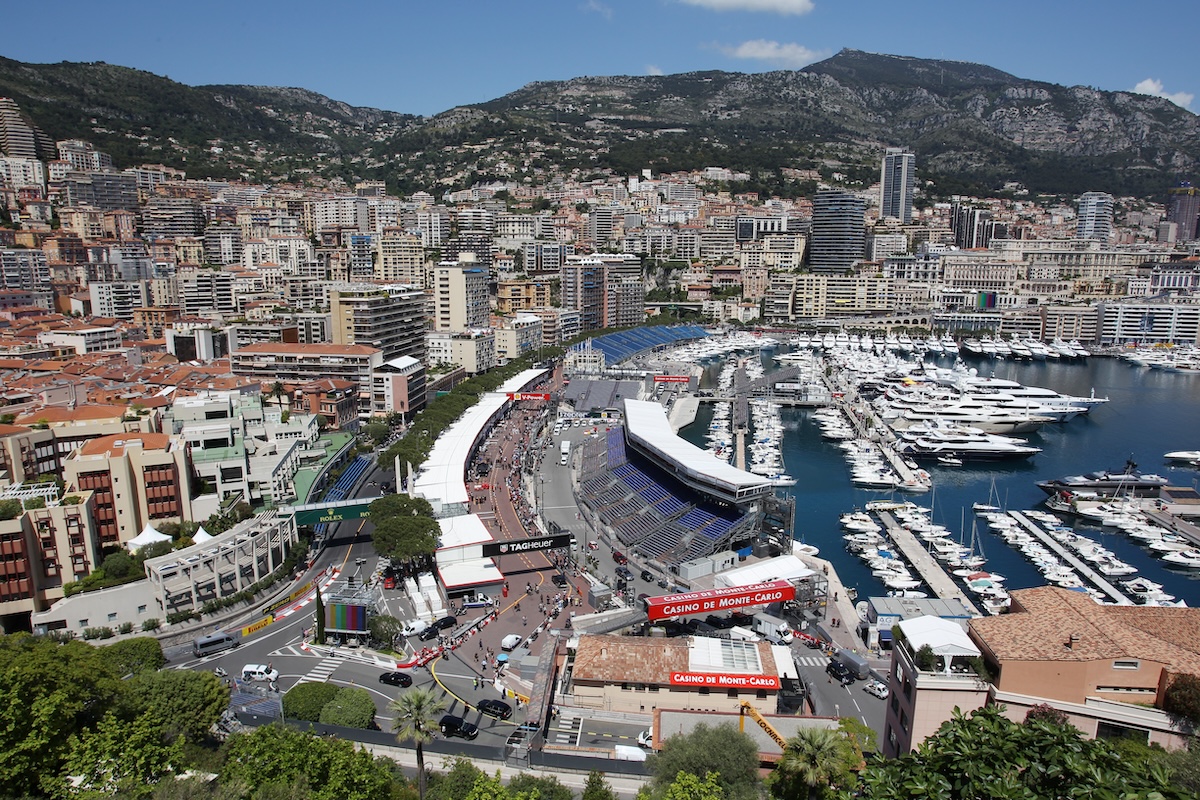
[808,190,866,274]
[1167,183,1200,242]
[1076,192,1114,241]
[879,148,916,224]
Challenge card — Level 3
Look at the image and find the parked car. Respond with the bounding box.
[440,714,479,740]
[551,573,569,588]
[434,615,458,631]
[616,566,634,581]
[863,680,889,699]
[378,671,413,688]
[241,664,279,682]
[637,729,654,748]
[826,660,855,686]
[640,569,654,583]
[382,575,397,590]
[501,633,523,651]
[612,550,629,565]
[477,699,513,719]
[418,625,441,642]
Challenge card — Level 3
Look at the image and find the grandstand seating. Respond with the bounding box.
[577,420,758,564]
[570,324,708,366]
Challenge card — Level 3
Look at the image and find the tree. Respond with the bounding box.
[646,723,761,800]
[369,495,441,564]
[368,614,405,649]
[128,669,229,743]
[319,686,377,729]
[506,773,573,800]
[428,757,486,800]
[581,771,619,800]
[768,726,860,800]
[365,420,390,446]
[60,709,184,799]
[661,771,726,800]
[1163,673,1200,734]
[390,687,447,800]
[283,682,341,722]
[0,634,125,796]
[851,705,1188,800]
[221,724,394,800]
[99,636,167,676]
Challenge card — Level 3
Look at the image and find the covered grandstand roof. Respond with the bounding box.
[413,368,549,510]
[563,379,641,412]
[622,399,772,501]
[571,325,708,366]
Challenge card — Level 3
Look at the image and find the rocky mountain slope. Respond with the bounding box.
[1,50,1196,198]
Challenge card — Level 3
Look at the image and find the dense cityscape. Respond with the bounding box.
[2,45,1200,800]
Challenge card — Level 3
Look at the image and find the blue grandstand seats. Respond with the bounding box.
[570,325,708,366]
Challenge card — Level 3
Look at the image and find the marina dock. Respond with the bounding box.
[1006,511,1131,604]
[877,512,982,615]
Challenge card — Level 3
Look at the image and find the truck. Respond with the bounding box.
[727,625,761,642]
[752,613,794,645]
[836,648,871,680]
[559,440,570,466]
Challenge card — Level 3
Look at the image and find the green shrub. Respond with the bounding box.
[283,682,340,722]
[317,687,376,729]
[0,499,22,520]
[141,618,160,632]
[118,622,134,635]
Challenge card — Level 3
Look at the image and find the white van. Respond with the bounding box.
[193,632,239,658]
[501,633,523,652]
[401,619,429,637]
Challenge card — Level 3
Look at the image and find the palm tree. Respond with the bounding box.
[389,687,447,800]
[770,726,853,800]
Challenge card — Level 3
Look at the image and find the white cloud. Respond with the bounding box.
[581,0,612,20]
[680,0,815,14]
[646,65,665,76]
[1132,78,1194,109]
[719,39,828,69]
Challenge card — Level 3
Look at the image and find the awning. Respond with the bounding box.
[877,629,893,642]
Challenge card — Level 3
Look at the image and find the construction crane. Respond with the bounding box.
[738,701,788,751]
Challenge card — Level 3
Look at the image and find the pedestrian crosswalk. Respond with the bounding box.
[294,655,345,685]
[550,713,582,746]
[795,655,832,667]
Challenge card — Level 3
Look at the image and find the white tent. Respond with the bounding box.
[126,524,171,553]
[192,526,214,544]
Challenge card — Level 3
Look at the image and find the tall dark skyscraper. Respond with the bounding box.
[808,189,866,274]
[1167,183,1200,242]
[879,148,915,224]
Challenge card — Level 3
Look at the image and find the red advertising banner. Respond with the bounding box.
[643,579,795,621]
[669,672,782,690]
[653,375,691,383]
[507,392,551,401]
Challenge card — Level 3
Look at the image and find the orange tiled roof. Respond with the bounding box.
[970,586,1200,674]
[77,432,171,457]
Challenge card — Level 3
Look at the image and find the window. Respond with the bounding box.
[1112,659,1140,670]
[899,709,909,733]
[727,689,738,698]
[107,613,117,621]
[78,619,88,628]
[137,605,147,614]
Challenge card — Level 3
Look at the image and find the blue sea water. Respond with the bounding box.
[683,353,1200,608]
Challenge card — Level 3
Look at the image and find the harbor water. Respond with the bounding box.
[682,353,1200,608]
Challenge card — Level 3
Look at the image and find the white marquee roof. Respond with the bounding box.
[898,615,980,657]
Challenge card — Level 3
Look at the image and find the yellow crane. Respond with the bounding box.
[737,701,788,751]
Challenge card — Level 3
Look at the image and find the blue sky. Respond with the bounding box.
[3,0,1196,117]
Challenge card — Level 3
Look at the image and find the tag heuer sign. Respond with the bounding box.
[481,532,574,557]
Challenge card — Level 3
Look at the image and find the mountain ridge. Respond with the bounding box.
[1,49,1195,198]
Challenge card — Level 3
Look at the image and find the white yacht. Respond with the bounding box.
[1163,549,1200,569]
[897,428,1041,461]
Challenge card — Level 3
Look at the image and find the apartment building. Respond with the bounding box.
[561,253,644,332]
[425,329,495,375]
[1096,298,1200,344]
[377,229,425,284]
[765,273,895,323]
[494,314,543,364]
[496,277,554,314]
[230,343,384,415]
[0,487,102,630]
[181,270,236,318]
[62,432,193,548]
[330,283,426,361]
[371,355,427,420]
[0,248,51,292]
[434,256,489,332]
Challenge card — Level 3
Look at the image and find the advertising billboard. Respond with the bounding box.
[653,375,691,383]
[324,602,369,633]
[643,579,795,621]
[669,672,781,690]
